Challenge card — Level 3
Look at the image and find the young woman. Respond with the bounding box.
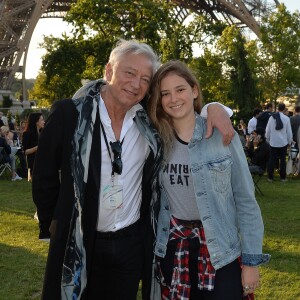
[148,60,270,300]
[22,112,45,180]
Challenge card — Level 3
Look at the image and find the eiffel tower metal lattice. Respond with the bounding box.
[0,0,279,93]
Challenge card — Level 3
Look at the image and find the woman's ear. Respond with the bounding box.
[192,86,199,99]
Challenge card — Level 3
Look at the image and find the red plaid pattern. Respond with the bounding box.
[160,216,254,300]
[160,216,215,300]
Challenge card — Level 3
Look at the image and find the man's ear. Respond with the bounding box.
[105,63,113,81]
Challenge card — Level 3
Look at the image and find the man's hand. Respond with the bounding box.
[206,104,234,145]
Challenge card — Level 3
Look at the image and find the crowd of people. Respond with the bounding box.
[241,102,300,181]
[2,39,300,300]
[0,111,45,181]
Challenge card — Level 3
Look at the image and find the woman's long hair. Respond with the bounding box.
[23,112,42,141]
[147,60,203,156]
[24,112,42,140]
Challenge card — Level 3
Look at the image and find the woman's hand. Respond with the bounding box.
[241,265,260,295]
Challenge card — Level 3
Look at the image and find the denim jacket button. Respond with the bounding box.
[163,227,168,232]
[165,206,169,210]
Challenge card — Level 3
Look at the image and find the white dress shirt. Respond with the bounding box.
[248,117,257,134]
[97,97,149,232]
[266,112,293,147]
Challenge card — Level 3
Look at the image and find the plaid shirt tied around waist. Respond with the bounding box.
[160,216,215,300]
[159,216,254,300]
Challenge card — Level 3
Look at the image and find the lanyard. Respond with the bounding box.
[100,121,124,176]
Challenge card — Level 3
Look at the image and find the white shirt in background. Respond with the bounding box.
[266,112,293,147]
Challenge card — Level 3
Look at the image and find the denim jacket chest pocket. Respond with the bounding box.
[207,157,232,193]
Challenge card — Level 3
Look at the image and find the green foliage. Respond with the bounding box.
[31,0,217,105]
[217,26,260,121]
[257,4,300,103]
[6,111,12,123]
[65,0,170,49]
[2,96,12,108]
[29,1,300,110]
[189,51,230,105]
[11,78,35,101]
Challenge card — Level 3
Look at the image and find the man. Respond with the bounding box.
[245,127,270,173]
[32,40,234,300]
[266,102,293,182]
[256,102,274,130]
[290,106,300,149]
[247,108,262,135]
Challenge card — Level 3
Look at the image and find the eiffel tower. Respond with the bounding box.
[0,0,279,96]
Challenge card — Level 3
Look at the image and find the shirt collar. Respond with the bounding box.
[99,95,143,126]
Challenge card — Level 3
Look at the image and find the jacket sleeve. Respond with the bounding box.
[229,134,270,266]
[32,100,65,234]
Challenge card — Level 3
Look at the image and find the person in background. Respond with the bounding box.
[0,111,8,126]
[0,112,4,127]
[22,112,45,181]
[266,103,293,182]
[22,112,45,221]
[295,126,300,176]
[0,134,22,181]
[1,125,17,147]
[290,106,300,150]
[1,125,27,177]
[148,60,270,300]
[32,40,234,300]
[256,102,274,130]
[247,108,262,136]
[238,119,247,136]
[245,127,270,174]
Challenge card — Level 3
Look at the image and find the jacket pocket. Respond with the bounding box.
[207,157,232,193]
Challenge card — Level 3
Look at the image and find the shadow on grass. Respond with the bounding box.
[0,243,46,300]
[262,244,300,276]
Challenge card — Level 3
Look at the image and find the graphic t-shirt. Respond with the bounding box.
[161,136,200,220]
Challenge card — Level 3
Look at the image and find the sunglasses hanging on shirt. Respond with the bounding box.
[100,121,124,175]
[110,140,123,175]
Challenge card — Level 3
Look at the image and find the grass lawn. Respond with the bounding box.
[0,173,299,299]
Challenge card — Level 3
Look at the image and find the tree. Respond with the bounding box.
[257,4,300,105]
[2,95,12,108]
[190,50,231,105]
[31,0,173,104]
[217,26,259,121]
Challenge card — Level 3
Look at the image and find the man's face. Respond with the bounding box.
[105,53,153,110]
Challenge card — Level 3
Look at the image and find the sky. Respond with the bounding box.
[24,0,300,79]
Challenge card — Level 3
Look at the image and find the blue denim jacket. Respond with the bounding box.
[153,114,270,270]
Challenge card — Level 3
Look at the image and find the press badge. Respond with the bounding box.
[102,185,123,210]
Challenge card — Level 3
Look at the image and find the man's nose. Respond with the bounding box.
[131,76,141,89]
